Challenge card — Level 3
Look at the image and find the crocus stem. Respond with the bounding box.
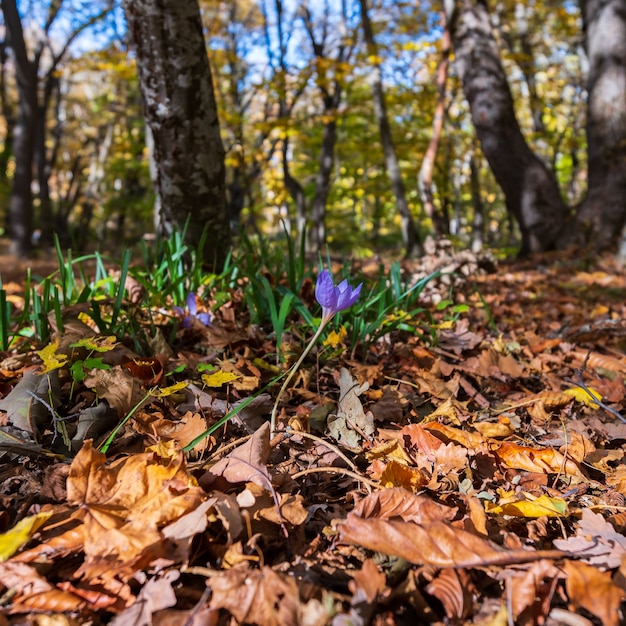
[270,320,329,436]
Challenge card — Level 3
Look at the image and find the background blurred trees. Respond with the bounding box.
[0,0,622,258]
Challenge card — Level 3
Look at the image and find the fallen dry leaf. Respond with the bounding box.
[327,367,375,450]
[66,440,206,561]
[199,422,272,490]
[338,514,564,568]
[425,568,473,620]
[208,566,300,626]
[562,560,625,626]
[351,487,457,524]
[491,440,585,477]
[553,508,626,568]
[109,570,179,626]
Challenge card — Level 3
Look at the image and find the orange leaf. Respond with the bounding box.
[379,461,429,492]
[491,441,584,477]
[66,441,205,561]
[563,560,625,626]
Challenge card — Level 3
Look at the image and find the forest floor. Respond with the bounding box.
[1,245,626,625]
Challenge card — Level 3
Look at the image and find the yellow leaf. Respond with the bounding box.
[563,386,602,409]
[485,494,568,518]
[69,335,118,352]
[37,340,68,373]
[323,325,347,348]
[474,416,515,438]
[0,512,52,562]
[202,371,241,387]
[150,381,189,397]
[380,460,428,492]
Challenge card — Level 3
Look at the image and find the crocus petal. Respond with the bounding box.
[315,270,338,309]
[186,293,197,316]
[181,316,192,329]
[315,269,362,321]
[197,313,211,326]
[172,306,185,316]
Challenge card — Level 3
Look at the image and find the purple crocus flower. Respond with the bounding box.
[173,293,211,328]
[315,269,362,323]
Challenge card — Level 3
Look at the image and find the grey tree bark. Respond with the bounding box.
[1,0,36,256]
[445,0,568,255]
[123,0,229,269]
[563,0,626,249]
[360,0,422,257]
[1,0,113,255]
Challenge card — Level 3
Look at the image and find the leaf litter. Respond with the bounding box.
[1,252,626,624]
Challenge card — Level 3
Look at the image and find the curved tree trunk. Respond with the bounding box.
[123,0,229,270]
[562,0,626,250]
[445,0,568,255]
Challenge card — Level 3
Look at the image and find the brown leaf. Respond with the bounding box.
[13,525,86,563]
[338,515,564,568]
[369,386,404,423]
[422,422,487,451]
[425,568,473,619]
[10,588,87,613]
[66,441,206,561]
[162,495,243,545]
[350,558,386,604]
[83,365,149,416]
[208,566,300,626]
[562,560,625,626]
[0,562,86,614]
[0,370,60,437]
[553,508,626,568]
[109,570,179,626]
[506,559,562,620]
[351,488,457,524]
[199,422,272,490]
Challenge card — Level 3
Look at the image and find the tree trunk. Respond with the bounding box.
[360,0,422,257]
[0,40,15,186]
[470,150,484,252]
[445,0,568,255]
[123,0,229,270]
[281,137,307,242]
[418,10,451,240]
[1,0,35,256]
[36,73,60,243]
[308,99,339,253]
[562,0,626,250]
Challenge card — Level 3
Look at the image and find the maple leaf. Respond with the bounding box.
[201,370,241,387]
[37,340,68,373]
[66,441,206,561]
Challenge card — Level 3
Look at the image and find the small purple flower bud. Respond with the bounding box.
[186,292,198,317]
[315,269,362,323]
[173,293,211,328]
